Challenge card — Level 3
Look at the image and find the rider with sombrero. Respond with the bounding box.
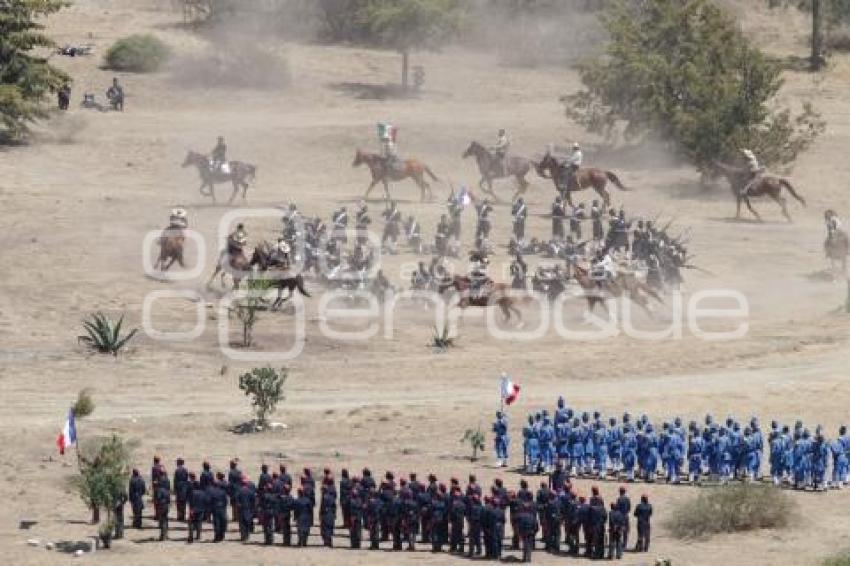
[168,207,188,230]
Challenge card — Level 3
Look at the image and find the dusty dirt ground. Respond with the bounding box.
[2,1,850,564]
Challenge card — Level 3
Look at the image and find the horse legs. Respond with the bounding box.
[227,181,239,205]
[735,196,742,219]
[364,178,380,200]
[382,179,391,203]
[744,197,762,222]
[241,181,249,201]
[772,194,792,222]
[596,186,611,208]
[207,264,223,289]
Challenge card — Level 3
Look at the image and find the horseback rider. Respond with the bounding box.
[591,249,616,282]
[211,136,228,173]
[380,131,400,174]
[469,250,492,300]
[491,129,510,175]
[740,149,765,197]
[269,238,292,269]
[219,223,248,267]
[168,207,188,230]
[566,142,583,192]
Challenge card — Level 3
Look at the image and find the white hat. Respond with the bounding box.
[572,142,580,150]
[234,232,247,244]
[171,207,187,219]
[741,149,755,159]
[277,239,291,253]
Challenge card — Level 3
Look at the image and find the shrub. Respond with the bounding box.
[238,366,288,428]
[73,388,95,418]
[231,275,272,347]
[104,35,170,73]
[823,549,850,566]
[78,312,138,356]
[666,484,796,539]
[461,427,485,461]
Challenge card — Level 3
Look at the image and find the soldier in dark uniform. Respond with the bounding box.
[634,494,652,552]
[465,492,484,557]
[576,496,591,558]
[448,196,463,240]
[261,479,277,545]
[552,196,566,241]
[236,477,256,542]
[338,468,352,528]
[199,461,214,490]
[400,487,418,551]
[435,214,451,257]
[590,488,608,559]
[380,472,396,541]
[128,469,146,529]
[510,253,528,291]
[173,458,190,522]
[113,486,128,539]
[571,203,586,241]
[154,475,171,541]
[591,200,604,242]
[188,474,208,543]
[430,490,448,552]
[475,198,493,248]
[348,486,364,549]
[563,489,580,555]
[449,486,466,553]
[151,456,164,485]
[607,502,626,559]
[490,495,506,559]
[355,202,371,247]
[295,487,313,546]
[544,490,561,553]
[512,196,528,243]
[366,488,383,550]
[615,486,632,549]
[419,474,437,543]
[382,201,403,249]
[279,483,295,546]
[517,498,537,563]
[208,473,228,542]
[320,484,337,547]
[227,460,242,522]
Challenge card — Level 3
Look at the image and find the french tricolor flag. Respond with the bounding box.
[500,374,521,406]
[56,408,77,455]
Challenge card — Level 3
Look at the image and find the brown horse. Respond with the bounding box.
[570,263,663,318]
[462,141,534,202]
[182,150,257,204]
[535,152,628,206]
[439,275,522,323]
[251,242,311,310]
[825,230,849,276]
[206,245,252,290]
[714,162,806,222]
[154,227,185,271]
[352,149,438,202]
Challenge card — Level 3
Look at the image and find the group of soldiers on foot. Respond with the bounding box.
[496,398,850,491]
[120,457,655,561]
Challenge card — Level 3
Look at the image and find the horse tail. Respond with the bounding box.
[425,166,439,182]
[605,171,629,191]
[780,179,805,206]
[296,274,311,297]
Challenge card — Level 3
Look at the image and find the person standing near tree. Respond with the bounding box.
[128,468,146,529]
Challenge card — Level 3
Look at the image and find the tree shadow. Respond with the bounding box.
[328,82,420,101]
[54,540,95,554]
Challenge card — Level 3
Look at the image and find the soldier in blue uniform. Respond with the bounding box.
[524,415,541,473]
[294,487,313,546]
[236,477,256,542]
[540,413,555,473]
[320,483,337,546]
[154,475,171,541]
[187,474,208,543]
[128,468,146,529]
[493,411,509,467]
[208,473,228,542]
[633,494,652,552]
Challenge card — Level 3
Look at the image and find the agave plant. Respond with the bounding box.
[78,312,138,356]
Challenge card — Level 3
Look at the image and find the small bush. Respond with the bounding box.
[461,427,485,461]
[667,484,796,540]
[78,312,138,356]
[73,388,95,419]
[239,366,288,428]
[104,35,169,73]
[824,549,850,566]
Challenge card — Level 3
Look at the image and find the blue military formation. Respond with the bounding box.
[118,456,655,561]
[506,398,849,491]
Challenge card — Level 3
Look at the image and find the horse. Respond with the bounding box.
[535,152,628,207]
[714,162,806,222]
[154,227,186,271]
[462,141,535,202]
[825,229,849,276]
[352,149,438,202]
[182,150,257,204]
[438,275,522,323]
[250,242,311,310]
[570,263,663,319]
[206,245,253,290]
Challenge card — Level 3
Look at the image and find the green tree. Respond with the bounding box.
[238,366,288,428]
[70,434,134,548]
[0,0,70,140]
[564,0,824,173]
[460,426,485,461]
[362,0,466,90]
[231,275,272,347]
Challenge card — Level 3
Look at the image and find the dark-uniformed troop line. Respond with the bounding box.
[502,397,850,491]
[117,457,655,561]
